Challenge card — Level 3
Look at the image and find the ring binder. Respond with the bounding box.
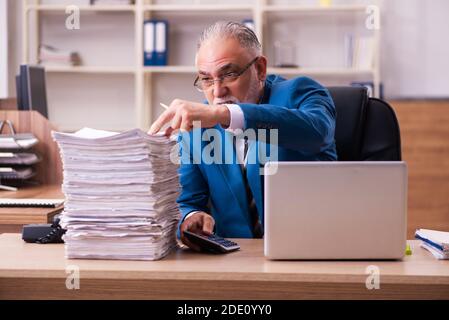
[0,198,64,208]
[143,20,168,66]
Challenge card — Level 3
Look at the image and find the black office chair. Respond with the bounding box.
[327,87,402,161]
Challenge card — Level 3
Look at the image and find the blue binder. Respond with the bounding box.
[242,19,255,31]
[143,20,168,66]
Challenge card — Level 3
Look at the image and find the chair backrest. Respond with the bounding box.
[327,87,402,161]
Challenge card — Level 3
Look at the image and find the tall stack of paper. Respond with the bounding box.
[52,127,180,261]
[415,229,449,260]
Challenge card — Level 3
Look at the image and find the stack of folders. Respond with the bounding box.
[52,127,180,261]
[415,229,449,260]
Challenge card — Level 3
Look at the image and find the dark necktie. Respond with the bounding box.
[240,136,263,238]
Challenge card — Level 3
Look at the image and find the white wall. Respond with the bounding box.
[0,0,8,98]
[382,0,449,98]
[6,0,21,98]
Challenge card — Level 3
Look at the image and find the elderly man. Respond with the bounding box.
[149,21,337,251]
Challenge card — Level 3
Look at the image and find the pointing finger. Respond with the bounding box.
[149,109,175,134]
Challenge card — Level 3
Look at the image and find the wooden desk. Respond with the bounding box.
[0,234,448,300]
[0,185,63,233]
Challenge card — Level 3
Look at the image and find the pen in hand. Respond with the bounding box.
[148,103,170,135]
[157,103,175,136]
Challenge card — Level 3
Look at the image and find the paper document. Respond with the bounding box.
[415,229,449,260]
[52,127,180,261]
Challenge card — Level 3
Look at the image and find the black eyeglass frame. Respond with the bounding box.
[193,56,260,92]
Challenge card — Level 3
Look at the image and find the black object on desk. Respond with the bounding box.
[22,214,66,244]
[183,230,240,254]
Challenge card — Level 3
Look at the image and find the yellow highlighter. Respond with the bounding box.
[405,244,412,256]
[319,0,332,7]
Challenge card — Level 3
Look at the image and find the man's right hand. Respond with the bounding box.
[180,212,215,252]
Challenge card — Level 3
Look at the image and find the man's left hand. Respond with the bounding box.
[148,99,230,135]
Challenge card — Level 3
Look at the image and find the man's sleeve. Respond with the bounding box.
[176,131,210,237]
[237,78,336,155]
[224,103,245,131]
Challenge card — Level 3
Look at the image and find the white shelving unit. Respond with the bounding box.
[22,0,381,131]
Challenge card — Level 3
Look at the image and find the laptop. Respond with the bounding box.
[264,162,407,260]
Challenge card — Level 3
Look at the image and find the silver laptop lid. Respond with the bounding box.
[264,162,407,260]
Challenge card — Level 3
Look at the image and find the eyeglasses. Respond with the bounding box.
[193,57,259,92]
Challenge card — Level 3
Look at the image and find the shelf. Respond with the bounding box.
[42,65,373,76]
[26,4,136,12]
[143,66,197,74]
[142,4,253,12]
[143,66,373,76]
[22,0,381,129]
[26,4,366,13]
[44,65,196,75]
[44,66,135,74]
[262,5,368,13]
[267,67,374,77]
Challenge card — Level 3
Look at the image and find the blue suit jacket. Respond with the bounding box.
[177,75,337,238]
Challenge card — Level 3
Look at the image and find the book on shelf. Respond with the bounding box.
[344,34,375,70]
[344,33,354,69]
[144,20,168,66]
[39,45,82,67]
[242,19,255,32]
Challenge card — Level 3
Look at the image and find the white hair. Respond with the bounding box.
[197,21,261,56]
